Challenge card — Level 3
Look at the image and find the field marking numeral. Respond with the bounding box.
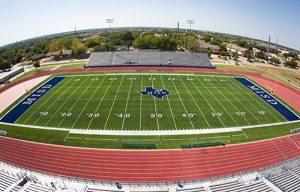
[236,112,246,116]
[91,78,99,81]
[220,79,226,82]
[86,113,100,118]
[109,78,117,81]
[182,113,196,118]
[39,112,48,116]
[204,78,211,82]
[116,113,131,118]
[128,77,136,80]
[186,78,194,81]
[148,77,156,80]
[258,111,266,115]
[74,79,80,81]
[61,112,72,117]
[151,113,162,118]
[211,112,223,117]
[168,77,176,80]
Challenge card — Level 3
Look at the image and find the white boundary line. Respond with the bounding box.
[1,73,299,136]
[1,120,299,136]
[242,77,300,120]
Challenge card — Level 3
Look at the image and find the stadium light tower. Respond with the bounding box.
[106,19,114,52]
[106,19,114,32]
[187,19,195,31]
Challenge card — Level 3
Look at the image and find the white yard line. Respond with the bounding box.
[103,75,125,130]
[57,77,98,127]
[24,77,72,125]
[44,77,90,126]
[2,119,299,136]
[208,78,251,125]
[213,77,262,124]
[86,75,116,129]
[229,78,276,123]
[121,75,134,130]
[169,75,195,129]
[194,77,235,126]
[71,76,107,128]
[179,76,211,128]
[139,75,143,130]
[151,74,160,131]
[160,75,178,130]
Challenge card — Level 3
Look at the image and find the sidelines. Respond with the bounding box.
[0,119,299,135]
[235,77,300,121]
[0,76,65,124]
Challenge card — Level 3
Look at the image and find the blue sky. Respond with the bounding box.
[0,0,299,50]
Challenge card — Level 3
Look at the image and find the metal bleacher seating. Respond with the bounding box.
[209,180,247,192]
[270,170,300,192]
[85,187,125,192]
[23,182,54,192]
[245,179,275,192]
[176,186,206,192]
[0,172,18,191]
[85,51,213,68]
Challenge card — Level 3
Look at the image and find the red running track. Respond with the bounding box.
[1,135,300,182]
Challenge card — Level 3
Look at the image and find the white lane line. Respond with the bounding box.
[213,77,262,124]
[169,75,195,129]
[57,76,101,127]
[207,78,248,125]
[23,77,72,124]
[229,78,273,123]
[151,74,160,131]
[44,77,90,126]
[160,75,178,130]
[121,75,134,130]
[179,76,211,128]
[86,75,116,129]
[103,75,125,130]
[139,75,143,130]
[71,76,107,128]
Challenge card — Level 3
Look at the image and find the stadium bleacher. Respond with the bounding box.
[4,157,300,192]
[85,51,213,68]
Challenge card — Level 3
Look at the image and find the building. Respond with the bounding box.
[253,48,268,60]
[226,43,251,56]
[209,44,220,54]
[197,40,209,50]
[31,54,46,61]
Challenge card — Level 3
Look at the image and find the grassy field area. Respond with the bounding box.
[12,73,287,131]
[1,121,300,149]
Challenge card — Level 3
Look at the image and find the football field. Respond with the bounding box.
[11,73,289,131]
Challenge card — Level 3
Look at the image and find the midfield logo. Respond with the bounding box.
[140,87,170,99]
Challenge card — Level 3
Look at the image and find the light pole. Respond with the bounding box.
[187,19,195,31]
[106,19,114,52]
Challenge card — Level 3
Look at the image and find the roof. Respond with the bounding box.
[62,50,72,56]
[210,44,220,50]
[227,43,248,52]
[46,51,61,56]
[198,40,209,49]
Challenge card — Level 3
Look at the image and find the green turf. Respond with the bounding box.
[1,121,300,149]
[14,73,286,131]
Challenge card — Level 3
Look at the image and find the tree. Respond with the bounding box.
[285,60,297,68]
[270,57,281,64]
[232,51,240,59]
[33,61,40,68]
